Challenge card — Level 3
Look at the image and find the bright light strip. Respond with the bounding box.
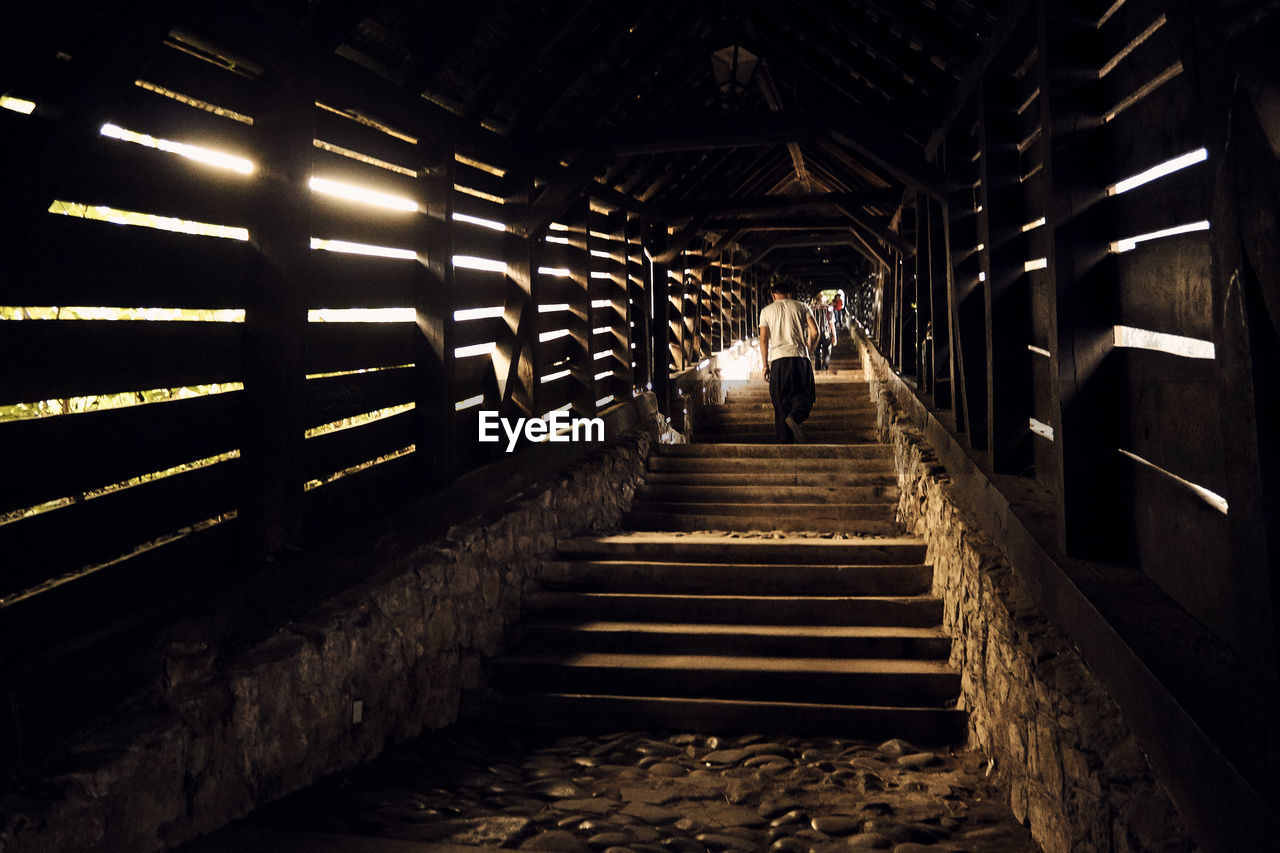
[591,299,612,308]
[453,255,507,272]
[1111,220,1209,254]
[596,395,615,407]
[309,176,418,212]
[1024,258,1048,272]
[592,326,611,335]
[1107,148,1207,196]
[454,184,505,205]
[1119,448,1228,515]
[100,123,254,174]
[549,223,571,231]
[455,342,495,358]
[539,303,572,313]
[3,306,244,322]
[590,271,613,280]
[590,249,612,259]
[594,370,614,381]
[541,369,571,383]
[306,403,415,439]
[593,351,612,360]
[454,153,506,177]
[49,200,249,241]
[978,272,987,282]
[546,235,570,245]
[1022,217,1047,233]
[314,139,415,176]
[311,238,416,260]
[1029,418,1055,441]
[1113,324,1215,359]
[452,211,506,231]
[538,266,571,277]
[1028,345,1052,358]
[540,329,571,342]
[307,308,415,323]
[454,306,505,321]
[1,96,36,115]
[455,395,484,411]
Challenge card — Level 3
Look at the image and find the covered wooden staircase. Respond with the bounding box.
[473,343,965,742]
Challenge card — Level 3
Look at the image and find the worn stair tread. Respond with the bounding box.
[628,500,893,514]
[622,513,896,534]
[657,443,889,458]
[520,620,948,639]
[464,693,966,741]
[635,485,896,501]
[557,534,927,563]
[495,651,956,675]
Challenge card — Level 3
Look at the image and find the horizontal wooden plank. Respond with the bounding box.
[54,137,255,230]
[452,221,508,261]
[454,267,514,308]
[537,277,589,306]
[0,321,243,404]
[310,196,421,255]
[0,459,239,595]
[310,146,422,200]
[453,191,511,224]
[306,250,421,308]
[304,408,418,482]
[537,335,583,368]
[303,451,420,537]
[453,315,512,351]
[3,214,253,308]
[305,366,418,429]
[106,83,257,157]
[312,106,420,177]
[453,161,508,203]
[1105,158,1208,237]
[1113,230,1212,339]
[1116,348,1225,494]
[1,391,243,513]
[1128,459,1234,638]
[304,321,421,374]
[138,40,261,121]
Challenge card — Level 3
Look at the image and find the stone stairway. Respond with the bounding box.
[473,346,965,743]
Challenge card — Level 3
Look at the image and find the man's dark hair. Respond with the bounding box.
[769,281,792,297]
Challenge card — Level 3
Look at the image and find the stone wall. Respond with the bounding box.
[865,359,1194,853]
[0,421,656,853]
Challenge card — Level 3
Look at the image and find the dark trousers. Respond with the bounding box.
[768,356,815,442]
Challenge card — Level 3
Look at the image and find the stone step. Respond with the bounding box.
[647,455,893,473]
[702,401,877,413]
[539,559,933,595]
[463,692,967,742]
[635,483,898,504]
[643,470,898,487]
[696,424,877,438]
[621,510,896,534]
[511,621,951,659]
[524,591,942,626]
[693,431,882,446]
[657,442,891,459]
[486,652,960,706]
[626,501,894,520]
[556,534,927,564]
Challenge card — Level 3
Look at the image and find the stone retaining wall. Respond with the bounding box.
[0,422,656,853]
[865,356,1194,853]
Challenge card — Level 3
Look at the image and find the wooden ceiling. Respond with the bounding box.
[270,0,1015,288]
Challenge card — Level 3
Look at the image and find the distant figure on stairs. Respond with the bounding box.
[759,281,819,443]
[811,294,836,371]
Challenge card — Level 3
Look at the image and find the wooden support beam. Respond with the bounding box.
[666,190,900,219]
[926,0,1035,160]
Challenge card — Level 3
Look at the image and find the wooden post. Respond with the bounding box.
[645,222,672,412]
[242,67,312,558]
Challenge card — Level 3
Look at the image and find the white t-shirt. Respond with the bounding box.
[760,298,813,362]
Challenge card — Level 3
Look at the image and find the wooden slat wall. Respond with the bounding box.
[1,29,254,600]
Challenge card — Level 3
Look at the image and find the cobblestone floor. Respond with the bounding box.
[183,723,1041,852]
